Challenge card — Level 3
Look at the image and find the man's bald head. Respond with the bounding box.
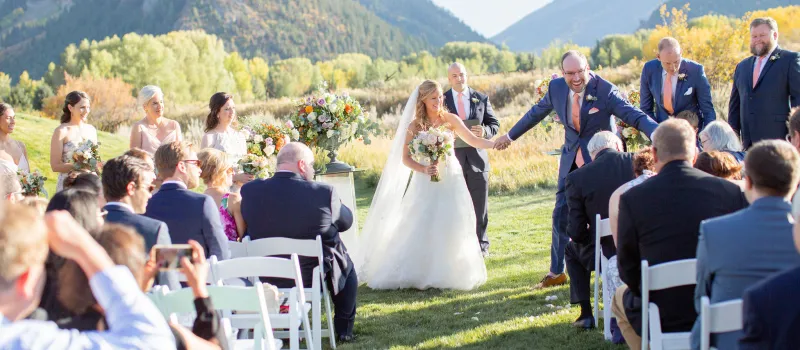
[651,118,697,170]
[277,142,316,180]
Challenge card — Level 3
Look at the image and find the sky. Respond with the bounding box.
[431,0,553,38]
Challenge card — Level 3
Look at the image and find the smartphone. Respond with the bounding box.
[153,244,193,271]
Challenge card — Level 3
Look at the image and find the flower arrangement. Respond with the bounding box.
[243,123,291,158]
[534,73,562,132]
[618,90,650,151]
[408,126,455,182]
[18,170,47,197]
[290,82,380,153]
[237,154,271,179]
[70,140,102,173]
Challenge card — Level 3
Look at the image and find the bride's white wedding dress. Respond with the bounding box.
[354,86,487,290]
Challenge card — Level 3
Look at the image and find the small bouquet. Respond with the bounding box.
[617,90,650,151]
[71,140,102,173]
[243,123,291,158]
[17,170,47,197]
[534,73,562,132]
[237,154,271,179]
[408,126,455,182]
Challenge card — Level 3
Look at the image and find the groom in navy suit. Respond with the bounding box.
[729,17,800,149]
[640,37,715,128]
[495,50,658,288]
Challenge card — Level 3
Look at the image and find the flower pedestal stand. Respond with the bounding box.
[314,168,361,250]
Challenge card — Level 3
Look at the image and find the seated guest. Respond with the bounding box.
[102,155,170,252]
[0,205,173,348]
[690,140,800,350]
[241,142,357,343]
[673,110,701,151]
[613,119,748,350]
[145,141,229,260]
[694,151,745,188]
[62,171,105,207]
[786,108,800,216]
[21,196,48,215]
[699,120,745,163]
[739,219,800,349]
[198,148,245,241]
[565,131,634,330]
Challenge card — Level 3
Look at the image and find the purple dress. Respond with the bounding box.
[220,193,238,241]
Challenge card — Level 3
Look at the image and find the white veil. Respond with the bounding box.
[351,85,419,280]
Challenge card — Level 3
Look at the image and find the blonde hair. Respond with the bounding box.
[21,197,48,216]
[413,80,446,131]
[137,85,164,111]
[198,148,230,188]
[0,203,48,290]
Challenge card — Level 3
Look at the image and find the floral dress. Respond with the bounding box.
[219,193,238,241]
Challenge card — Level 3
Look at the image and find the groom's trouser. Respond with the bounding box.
[463,171,490,252]
[327,269,358,337]
[550,173,571,274]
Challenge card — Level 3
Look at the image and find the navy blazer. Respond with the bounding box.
[241,172,354,294]
[690,197,800,350]
[739,264,800,349]
[509,72,658,181]
[728,47,800,148]
[640,58,715,128]
[103,203,171,252]
[444,88,500,172]
[144,182,229,260]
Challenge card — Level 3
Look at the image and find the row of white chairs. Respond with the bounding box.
[593,215,743,350]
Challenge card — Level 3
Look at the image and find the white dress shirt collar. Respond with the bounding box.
[161,180,187,189]
[105,202,134,213]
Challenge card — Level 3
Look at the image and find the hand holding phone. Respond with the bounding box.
[153,244,194,271]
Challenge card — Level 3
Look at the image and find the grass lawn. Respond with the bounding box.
[344,178,622,350]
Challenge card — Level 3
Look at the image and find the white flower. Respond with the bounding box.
[291,129,300,140]
[586,94,597,101]
[253,135,264,143]
[534,79,543,87]
[471,97,479,104]
[328,103,338,113]
[677,73,687,80]
[263,145,275,155]
[437,136,444,142]
[308,112,317,122]
[622,127,633,138]
[326,130,335,138]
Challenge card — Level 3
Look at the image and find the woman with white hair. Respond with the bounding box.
[129,85,182,155]
[699,120,745,163]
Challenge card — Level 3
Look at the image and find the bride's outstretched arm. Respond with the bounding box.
[444,113,495,149]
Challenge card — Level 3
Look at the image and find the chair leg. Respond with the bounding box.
[324,290,337,349]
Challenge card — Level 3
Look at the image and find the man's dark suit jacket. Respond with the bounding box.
[444,87,500,172]
[565,148,634,263]
[145,182,229,260]
[240,172,354,294]
[103,203,170,252]
[739,264,800,350]
[728,46,800,148]
[616,160,748,334]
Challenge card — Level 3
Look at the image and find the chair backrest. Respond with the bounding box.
[228,236,250,258]
[596,214,612,238]
[700,296,743,350]
[247,236,323,259]
[212,254,308,305]
[642,259,697,292]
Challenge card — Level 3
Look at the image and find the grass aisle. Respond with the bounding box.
[346,179,621,349]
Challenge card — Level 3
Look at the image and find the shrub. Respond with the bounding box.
[42,74,136,132]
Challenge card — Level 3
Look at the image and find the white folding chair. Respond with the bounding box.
[700,297,743,350]
[642,259,697,350]
[229,236,251,258]
[593,214,613,340]
[247,236,336,350]
[212,254,314,350]
[153,283,281,350]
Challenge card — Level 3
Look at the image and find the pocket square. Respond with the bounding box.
[684,87,693,96]
[588,108,600,114]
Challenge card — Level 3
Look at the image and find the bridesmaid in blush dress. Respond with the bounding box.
[129,85,182,156]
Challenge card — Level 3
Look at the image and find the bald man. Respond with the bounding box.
[240,142,358,342]
[640,37,715,129]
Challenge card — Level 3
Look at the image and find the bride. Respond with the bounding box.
[355,80,494,290]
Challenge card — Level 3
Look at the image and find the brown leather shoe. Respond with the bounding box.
[533,273,567,289]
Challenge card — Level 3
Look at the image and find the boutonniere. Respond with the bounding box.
[586,94,597,102]
[678,73,687,81]
[770,53,780,61]
[471,97,479,104]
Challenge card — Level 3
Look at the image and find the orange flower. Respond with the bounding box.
[304,105,313,114]
[344,104,353,114]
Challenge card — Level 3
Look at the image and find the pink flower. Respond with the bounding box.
[285,120,294,129]
[551,73,559,79]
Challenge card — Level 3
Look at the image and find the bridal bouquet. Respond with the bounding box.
[534,73,562,133]
[243,122,291,158]
[290,82,380,151]
[237,154,271,179]
[70,140,102,173]
[617,90,650,151]
[408,126,455,182]
[17,170,47,197]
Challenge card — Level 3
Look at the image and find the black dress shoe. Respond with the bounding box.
[338,334,357,343]
[571,317,596,330]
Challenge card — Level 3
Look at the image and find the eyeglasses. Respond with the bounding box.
[563,68,587,77]
[99,210,108,217]
[138,183,156,193]
[182,159,202,167]
[787,134,793,142]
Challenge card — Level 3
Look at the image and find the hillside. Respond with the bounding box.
[640,0,800,28]
[0,0,483,79]
[491,0,662,53]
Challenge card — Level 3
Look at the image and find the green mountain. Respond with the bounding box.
[640,0,800,28]
[0,0,485,79]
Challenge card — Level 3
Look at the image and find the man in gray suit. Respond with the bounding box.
[690,139,800,350]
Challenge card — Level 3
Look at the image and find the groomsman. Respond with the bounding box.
[640,37,715,129]
[444,62,500,256]
[729,17,800,149]
[495,51,658,288]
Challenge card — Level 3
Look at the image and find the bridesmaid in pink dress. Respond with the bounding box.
[197,148,245,241]
[129,85,182,155]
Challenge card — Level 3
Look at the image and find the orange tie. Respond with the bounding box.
[457,92,468,120]
[753,56,765,88]
[663,72,674,115]
[572,93,584,168]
